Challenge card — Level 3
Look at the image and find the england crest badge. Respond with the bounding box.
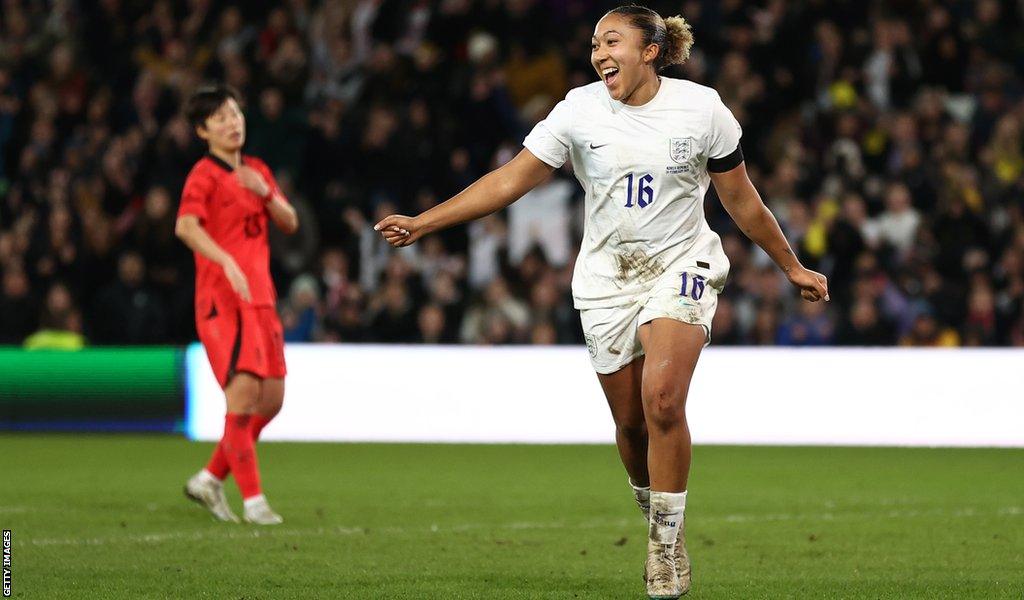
[670,138,693,164]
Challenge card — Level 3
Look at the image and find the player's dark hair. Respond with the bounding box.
[607,5,693,70]
[184,84,242,129]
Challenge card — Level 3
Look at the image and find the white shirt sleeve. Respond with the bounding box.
[707,95,742,159]
[523,96,574,168]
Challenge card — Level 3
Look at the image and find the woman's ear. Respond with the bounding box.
[643,43,660,65]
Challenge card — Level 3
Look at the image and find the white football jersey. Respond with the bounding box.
[523,77,742,308]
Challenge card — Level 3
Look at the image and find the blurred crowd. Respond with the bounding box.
[1,0,1023,349]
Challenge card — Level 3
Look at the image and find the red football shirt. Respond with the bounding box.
[177,154,285,307]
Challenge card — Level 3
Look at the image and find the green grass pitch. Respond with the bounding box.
[2,435,1022,598]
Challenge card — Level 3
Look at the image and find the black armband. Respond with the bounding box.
[707,144,744,173]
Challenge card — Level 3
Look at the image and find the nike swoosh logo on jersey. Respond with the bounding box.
[589,142,608,149]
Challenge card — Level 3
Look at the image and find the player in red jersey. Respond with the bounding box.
[175,84,299,525]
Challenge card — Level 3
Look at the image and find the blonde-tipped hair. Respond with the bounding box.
[607,5,695,71]
[659,15,694,69]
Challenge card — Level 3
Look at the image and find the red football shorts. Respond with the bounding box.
[196,298,287,388]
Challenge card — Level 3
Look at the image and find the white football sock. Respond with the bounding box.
[649,490,687,545]
[630,478,651,520]
[199,469,222,485]
[243,494,267,509]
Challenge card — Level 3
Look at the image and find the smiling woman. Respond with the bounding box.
[372,5,828,599]
[591,6,694,105]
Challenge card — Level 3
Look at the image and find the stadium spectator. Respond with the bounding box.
[415,303,451,344]
[24,282,86,350]
[91,251,168,344]
[836,298,895,346]
[0,265,36,343]
[460,276,530,344]
[775,298,836,346]
[281,273,322,342]
[873,182,921,261]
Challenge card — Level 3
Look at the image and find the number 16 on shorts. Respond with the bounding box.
[680,272,706,300]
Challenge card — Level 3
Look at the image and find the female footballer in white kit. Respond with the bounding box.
[376,5,828,598]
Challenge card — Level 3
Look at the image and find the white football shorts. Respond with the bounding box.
[579,252,729,375]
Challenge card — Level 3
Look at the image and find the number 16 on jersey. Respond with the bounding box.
[624,173,655,208]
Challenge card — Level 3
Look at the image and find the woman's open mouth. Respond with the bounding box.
[602,67,620,87]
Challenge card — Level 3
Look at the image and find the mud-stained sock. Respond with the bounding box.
[649,490,687,545]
